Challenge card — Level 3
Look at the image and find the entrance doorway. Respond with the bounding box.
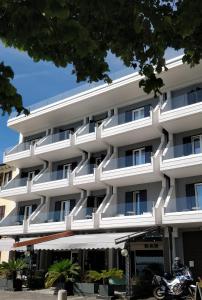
[183,231,202,279]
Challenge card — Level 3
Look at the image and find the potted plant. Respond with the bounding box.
[73,272,99,296]
[45,259,80,295]
[87,268,124,297]
[0,259,27,291]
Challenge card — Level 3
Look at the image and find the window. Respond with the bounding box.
[3,171,12,185]
[134,192,141,215]
[195,184,202,209]
[28,171,35,181]
[132,107,145,121]
[63,164,71,178]
[0,173,4,187]
[125,190,147,215]
[24,206,32,220]
[0,206,5,220]
[192,135,202,154]
[133,148,145,165]
[60,201,70,221]
[95,157,102,166]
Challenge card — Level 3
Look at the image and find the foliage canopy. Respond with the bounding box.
[0,0,202,114]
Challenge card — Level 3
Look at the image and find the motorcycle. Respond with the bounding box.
[152,267,196,300]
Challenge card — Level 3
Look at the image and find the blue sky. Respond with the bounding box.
[0,43,181,162]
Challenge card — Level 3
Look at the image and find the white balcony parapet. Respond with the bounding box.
[159,91,202,133]
[162,186,202,225]
[101,107,161,146]
[35,130,72,154]
[0,176,29,199]
[100,150,161,186]
[4,141,32,164]
[32,169,71,194]
[29,204,66,234]
[99,193,155,229]
[161,141,202,178]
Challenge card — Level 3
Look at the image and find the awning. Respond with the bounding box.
[0,238,15,251]
[115,226,159,244]
[29,232,135,250]
[12,228,160,251]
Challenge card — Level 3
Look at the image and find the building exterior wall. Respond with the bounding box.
[1,58,202,275]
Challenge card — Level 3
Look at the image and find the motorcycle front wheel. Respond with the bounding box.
[153,287,166,300]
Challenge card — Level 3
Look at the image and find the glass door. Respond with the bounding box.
[28,171,35,181]
[195,184,202,209]
[132,107,145,120]
[133,148,145,165]
[60,201,70,221]
[134,191,141,215]
[24,205,32,220]
[95,157,102,167]
[63,164,71,178]
[192,135,201,154]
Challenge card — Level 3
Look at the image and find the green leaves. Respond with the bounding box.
[0,0,202,115]
[0,62,29,115]
[0,259,27,279]
[87,268,123,284]
[45,259,80,288]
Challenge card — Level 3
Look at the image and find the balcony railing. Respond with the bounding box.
[103,111,150,129]
[75,206,98,220]
[102,201,152,218]
[0,214,23,226]
[31,210,71,223]
[5,141,31,156]
[1,177,28,190]
[163,143,202,160]
[77,123,96,136]
[34,170,69,184]
[76,163,95,176]
[162,89,202,112]
[103,154,152,171]
[165,196,202,213]
[38,130,70,146]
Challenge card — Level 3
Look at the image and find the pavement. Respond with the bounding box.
[0,290,155,300]
[0,290,97,300]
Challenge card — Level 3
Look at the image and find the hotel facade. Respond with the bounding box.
[0,56,202,278]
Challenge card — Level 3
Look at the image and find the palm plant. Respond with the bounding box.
[45,259,80,288]
[87,269,123,284]
[0,259,27,279]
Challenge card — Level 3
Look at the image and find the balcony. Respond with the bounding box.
[100,196,155,229]
[163,193,202,225]
[161,142,202,178]
[101,153,161,186]
[75,124,107,152]
[32,169,79,196]
[35,131,81,161]
[73,162,105,190]
[28,210,70,234]
[3,142,40,168]
[0,212,24,235]
[0,177,34,201]
[101,107,160,146]
[159,90,202,133]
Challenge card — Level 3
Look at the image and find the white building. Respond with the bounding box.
[0,56,202,278]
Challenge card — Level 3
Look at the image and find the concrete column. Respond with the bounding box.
[108,249,113,269]
[58,289,67,300]
[19,133,23,143]
[163,227,172,273]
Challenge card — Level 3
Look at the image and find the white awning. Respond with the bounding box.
[0,238,15,251]
[33,232,134,250]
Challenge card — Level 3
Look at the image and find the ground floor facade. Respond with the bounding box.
[1,226,202,284]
